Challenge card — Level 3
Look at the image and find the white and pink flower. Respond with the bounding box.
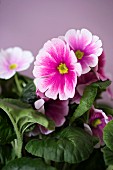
[0,47,34,79]
[33,38,82,100]
[64,28,103,74]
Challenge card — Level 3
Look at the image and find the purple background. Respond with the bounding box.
[0,0,113,105]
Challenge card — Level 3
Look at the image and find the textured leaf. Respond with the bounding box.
[2,157,56,170]
[92,80,111,90]
[102,146,113,166]
[0,98,54,134]
[70,85,97,124]
[103,120,113,151]
[70,80,111,124]
[26,127,93,164]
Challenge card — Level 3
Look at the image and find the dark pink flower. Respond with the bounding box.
[34,99,69,134]
[93,51,107,81]
[89,106,112,146]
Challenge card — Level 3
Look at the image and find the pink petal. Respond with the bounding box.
[64,71,77,99]
[0,70,15,79]
[34,99,45,110]
[80,60,91,74]
[45,73,63,100]
[65,29,79,50]
[80,29,92,49]
[84,54,98,67]
[74,63,82,77]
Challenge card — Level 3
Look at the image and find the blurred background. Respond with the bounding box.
[0,0,113,104]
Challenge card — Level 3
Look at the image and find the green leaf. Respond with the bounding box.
[0,98,54,134]
[107,165,113,170]
[26,127,93,164]
[70,80,111,124]
[21,81,37,104]
[92,80,111,90]
[102,146,113,166]
[103,120,113,151]
[0,98,54,158]
[70,85,97,124]
[2,157,56,170]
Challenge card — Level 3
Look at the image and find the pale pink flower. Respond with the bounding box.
[64,28,103,74]
[0,47,34,79]
[33,98,69,135]
[33,38,82,100]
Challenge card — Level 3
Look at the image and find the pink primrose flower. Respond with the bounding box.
[33,38,82,100]
[89,106,112,146]
[64,28,103,74]
[0,47,34,79]
[34,98,69,135]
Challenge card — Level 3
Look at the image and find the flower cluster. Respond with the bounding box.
[33,28,102,100]
[32,28,112,141]
[0,28,113,170]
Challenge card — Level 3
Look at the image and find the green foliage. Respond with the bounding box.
[103,120,113,166]
[26,127,93,164]
[102,146,113,166]
[103,120,113,151]
[70,80,111,124]
[2,157,56,170]
[0,98,54,134]
[0,98,55,158]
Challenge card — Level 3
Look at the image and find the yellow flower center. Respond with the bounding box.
[9,64,18,70]
[92,119,102,128]
[57,63,68,74]
[75,50,84,59]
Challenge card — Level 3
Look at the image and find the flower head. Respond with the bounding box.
[89,106,112,146]
[34,98,69,134]
[64,29,103,74]
[0,47,34,79]
[33,38,82,100]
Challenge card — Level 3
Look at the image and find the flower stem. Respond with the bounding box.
[14,74,22,95]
